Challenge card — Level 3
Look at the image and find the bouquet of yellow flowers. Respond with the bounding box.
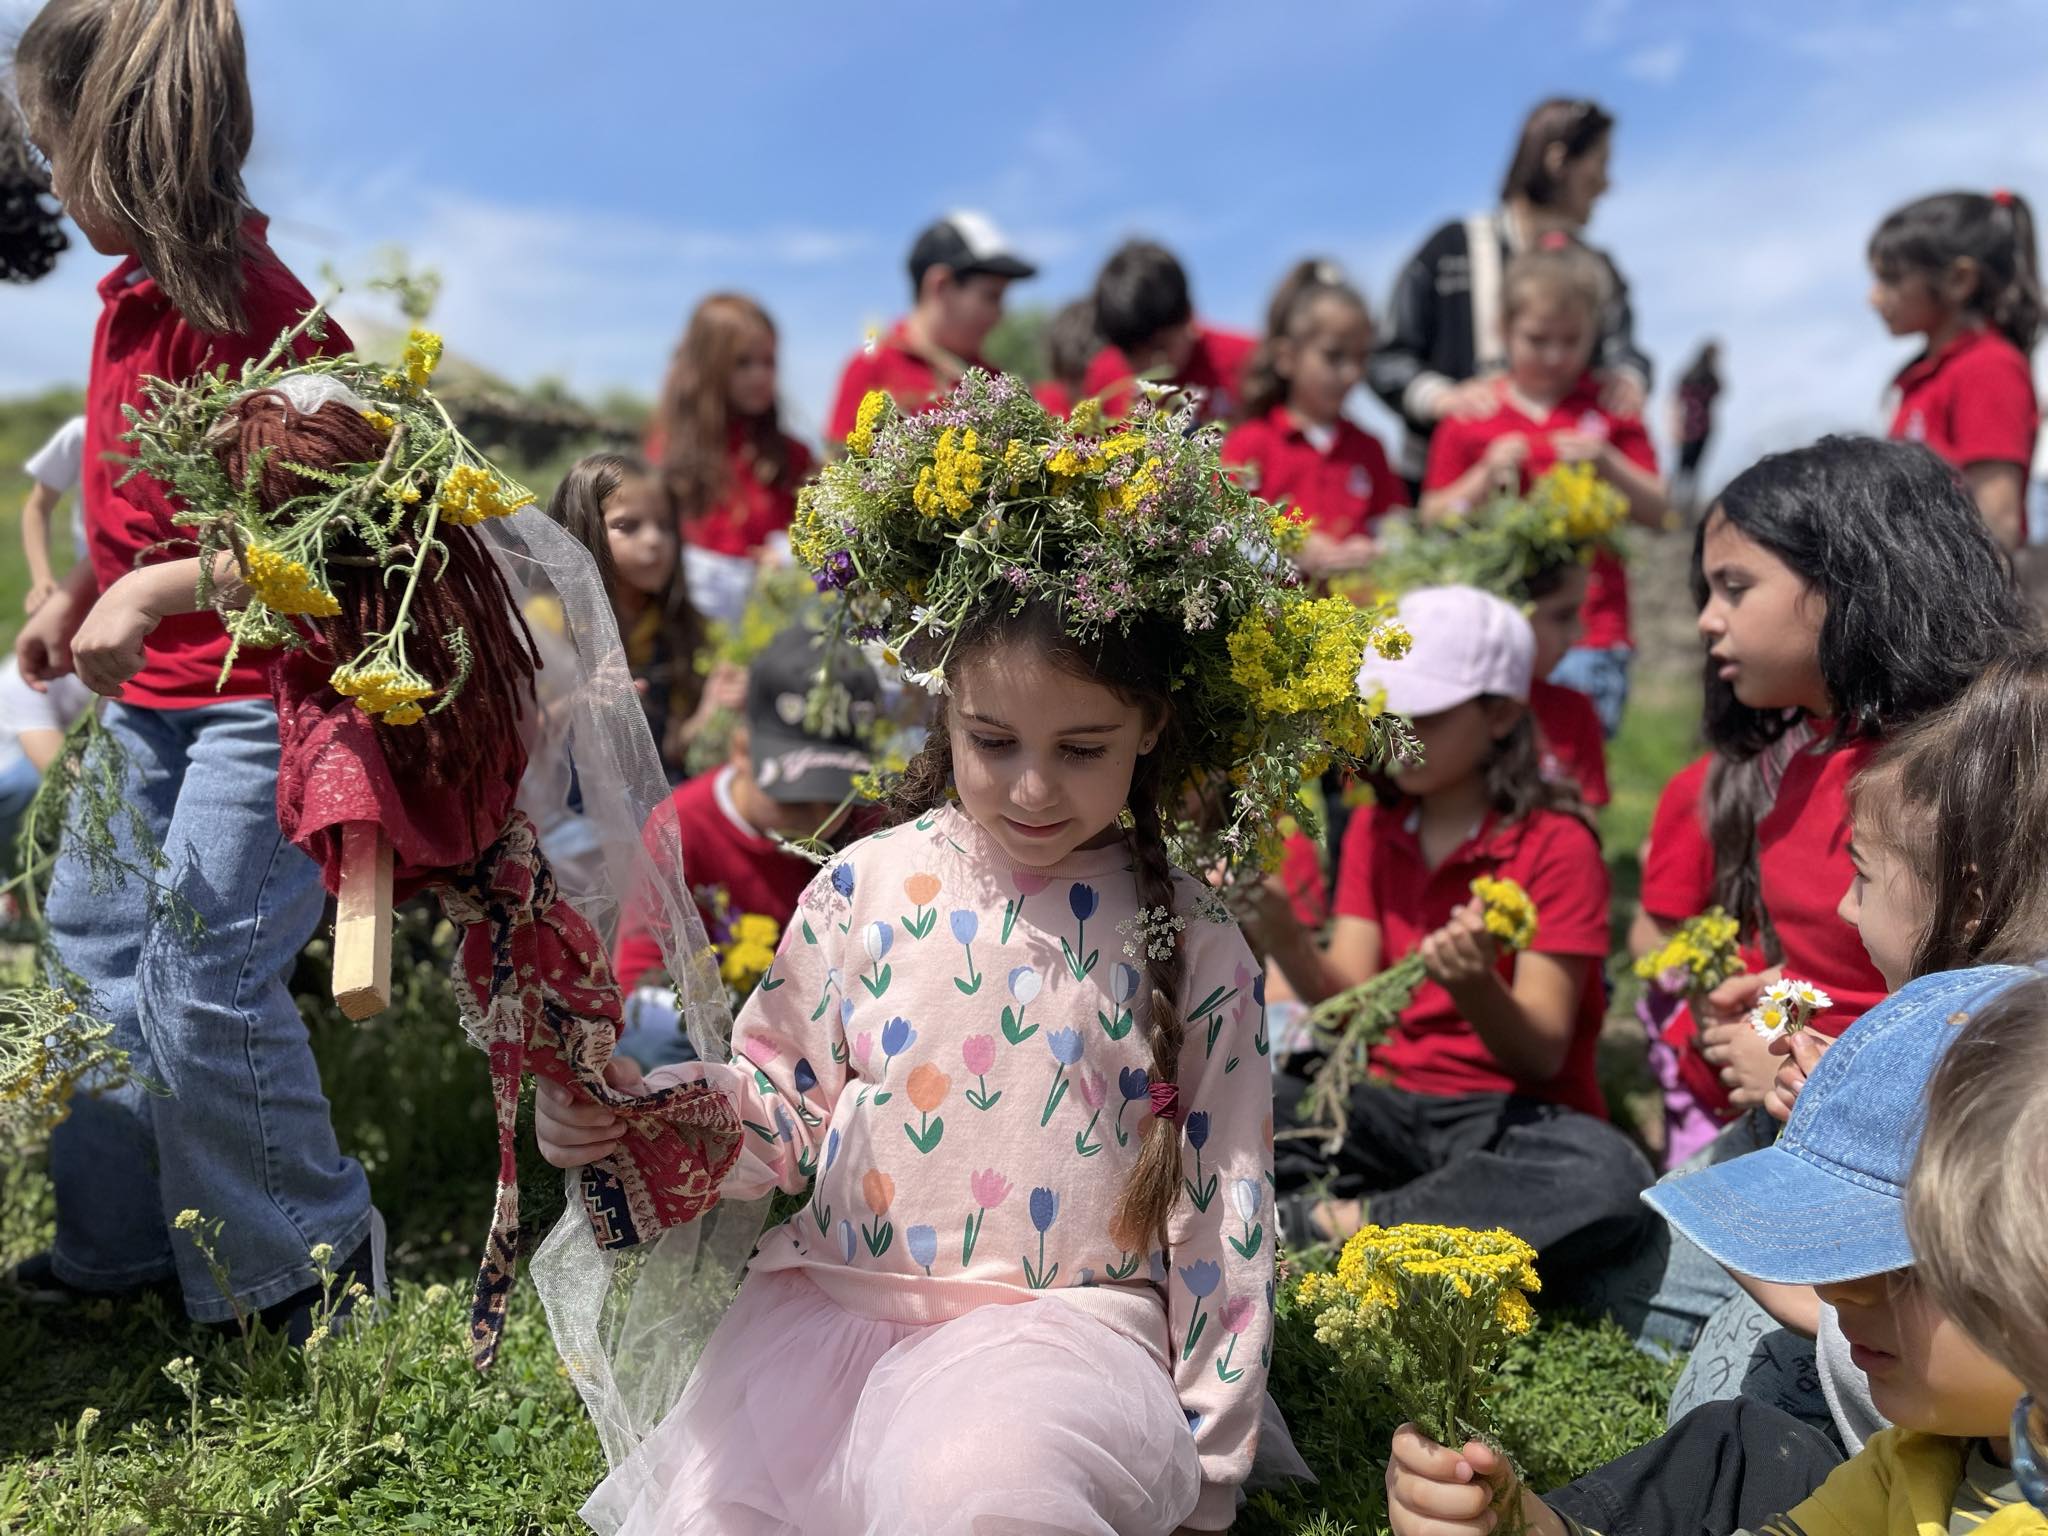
[1292,878,1537,1151]
[1633,906,1744,1000]
[1368,463,1629,602]
[1297,1222,1540,1453]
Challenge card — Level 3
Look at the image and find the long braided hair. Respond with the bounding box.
[211,391,539,791]
[893,599,1191,1253]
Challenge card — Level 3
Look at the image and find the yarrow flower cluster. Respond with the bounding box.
[1634,907,1745,998]
[121,301,537,728]
[1117,904,1189,961]
[0,985,129,1142]
[1366,462,1630,604]
[1750,978,1833,1043]
[1295,1222,1541,1454]
[791,374,1415,878]
[1295,879,1539,1151]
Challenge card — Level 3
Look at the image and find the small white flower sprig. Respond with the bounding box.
[1118,904,1188,961]
[1750,978,1834,1043]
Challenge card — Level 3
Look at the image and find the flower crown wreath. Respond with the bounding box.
[791,373,1414,874]
[1365,462,1628,602]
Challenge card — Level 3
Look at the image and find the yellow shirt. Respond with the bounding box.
[1760,1429,2044,1536]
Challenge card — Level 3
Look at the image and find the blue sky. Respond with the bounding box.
[5,0,2048,483]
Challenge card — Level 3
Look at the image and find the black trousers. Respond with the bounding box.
[1273,1068,1655,1296]
[1544,1398,1845,1536]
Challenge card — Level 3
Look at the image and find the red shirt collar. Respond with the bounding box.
[1895,324,2000,391]
[1262,404,1351,444]
[97,212,272,307]
[1381,803,1530,869]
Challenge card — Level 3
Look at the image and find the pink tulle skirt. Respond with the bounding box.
[585,1269,1201,1536]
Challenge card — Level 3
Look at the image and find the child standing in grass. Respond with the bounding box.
[648,293,813,627]
[1422,239,1669,737]
[1248,585,1649,1292]
[6,0,377,1339]
[1871,190,2041,549]
[1224,259,1405,580]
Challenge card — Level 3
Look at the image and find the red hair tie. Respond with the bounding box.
[1537,229,1573,252]
[1148,1082,1181,1122]
[1993,187,2016,208]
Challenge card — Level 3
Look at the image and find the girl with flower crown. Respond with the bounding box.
[536,376,1411,1534]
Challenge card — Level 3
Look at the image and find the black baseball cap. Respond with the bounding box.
[745,626,882,804]
[908,210,1037,290]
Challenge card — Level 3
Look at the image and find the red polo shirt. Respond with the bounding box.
[669,425,815,558]
[1221,407,1405,540]
[825,321,984,442]
[1756,737,1886,1033]
[1333,803,1611,1116]
[1887,325,2039,471]
[612,765,823,988]
[1529,678,1609,808]
[1422,378,1658,651]
[1082,323,1257,426]
[85,220,347,708]
[1640,755,1715,922]
[1033,380,1076,418]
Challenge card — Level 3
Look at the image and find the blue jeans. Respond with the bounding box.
[1549,644,1633,739]
[45,699,369,1320]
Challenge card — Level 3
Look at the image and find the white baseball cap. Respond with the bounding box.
[1359,585,1534,715]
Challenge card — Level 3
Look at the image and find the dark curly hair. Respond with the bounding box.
[0,98,68,284]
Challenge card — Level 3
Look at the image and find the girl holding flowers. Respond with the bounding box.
[1247,584,1651,1298]
[1420,240,1671,737]
[5,0,379,1339]
[534,377,1410,1534]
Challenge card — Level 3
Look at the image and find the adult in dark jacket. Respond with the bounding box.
[1369,98,1651,484]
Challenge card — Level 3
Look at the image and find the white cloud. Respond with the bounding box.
[1622,40,1688,84]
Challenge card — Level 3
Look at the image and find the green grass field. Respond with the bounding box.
[0,390,1708,1534]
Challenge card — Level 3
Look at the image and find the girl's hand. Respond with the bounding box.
[1481,435,1530,475]
[535,1056,647,1167]
[70,570,174,696]
[1765,1031,1834,1123]
[16,584,82,691]
[1599,372,1647,418]
[1549,430,1610,466]
[1440,378,1501,421]
[1386,1425,1560,1536]
[1419,898,1500,992]
[1296,531,1378,579]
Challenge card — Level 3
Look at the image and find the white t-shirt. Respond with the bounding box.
[0,658,92,778]
[23,415,89,557]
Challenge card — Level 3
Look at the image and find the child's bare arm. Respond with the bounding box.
[21,481,59,609]
[1423,900,1584,1082]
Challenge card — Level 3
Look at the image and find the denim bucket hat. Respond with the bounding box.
[1644,964,2035,1285]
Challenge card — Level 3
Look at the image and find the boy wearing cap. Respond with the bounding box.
[1253,587,1648,1293]
[1386,964,2045,1536]
[824,211,1035,447]
[1082,239,1256,426]
[612,626,881,993]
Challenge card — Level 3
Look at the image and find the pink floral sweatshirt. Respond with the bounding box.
[652,804,1276,1528]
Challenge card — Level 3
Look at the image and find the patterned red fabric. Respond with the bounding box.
[437,813,743,1369]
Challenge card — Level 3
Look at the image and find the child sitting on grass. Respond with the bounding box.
[1909,975,2048,1523]
[1387,963,2046,1536]
[1249,585,1649,1292]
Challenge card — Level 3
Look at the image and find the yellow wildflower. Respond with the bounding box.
[380,328,443,393]
[846,389,889,456]
[1067,396,1105,434]
[361,409,398,435]
[436,462,535,526]
[1470,876,1538,951]
[243,544,340,618]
